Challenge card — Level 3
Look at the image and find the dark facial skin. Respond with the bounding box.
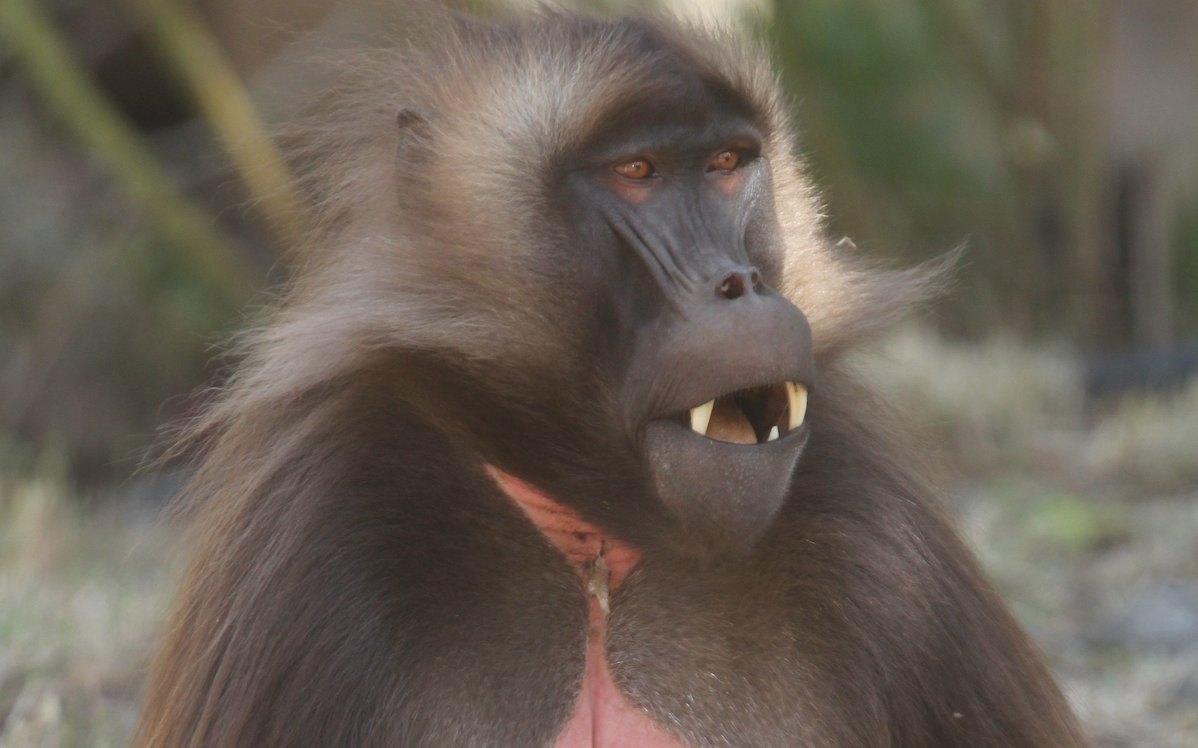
[530,73,816,559]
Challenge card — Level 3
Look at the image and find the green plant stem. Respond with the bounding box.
[130,0,309,254]
[0,0,253,300]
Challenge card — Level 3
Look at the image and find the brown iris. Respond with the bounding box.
[614,158,654,179]
[709,149,740,172]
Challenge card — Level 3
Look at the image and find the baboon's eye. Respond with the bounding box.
[708,149,741,172]
[614,158,656,180]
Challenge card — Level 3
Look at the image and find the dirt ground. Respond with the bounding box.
[1,329,1196,746]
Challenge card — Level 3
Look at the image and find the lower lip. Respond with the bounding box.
[641,419,808,553]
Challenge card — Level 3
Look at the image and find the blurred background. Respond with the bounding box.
[0,0,1195,744]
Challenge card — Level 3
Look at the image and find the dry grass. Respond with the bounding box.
[0,470,177,747]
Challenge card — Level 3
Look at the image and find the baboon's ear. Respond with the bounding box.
[395,107,434,164]
[395,107,427,132]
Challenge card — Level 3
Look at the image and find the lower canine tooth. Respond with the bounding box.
[787,383,808,430]
[767,425,779,442]
[690,399,715,436]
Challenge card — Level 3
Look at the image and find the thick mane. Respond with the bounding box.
[137,9,1084,748]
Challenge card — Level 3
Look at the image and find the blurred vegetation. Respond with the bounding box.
[764,0,1198,344]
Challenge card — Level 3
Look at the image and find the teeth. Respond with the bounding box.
[787,383,808,431]
[689,399,714,436]
[687,383,806,443]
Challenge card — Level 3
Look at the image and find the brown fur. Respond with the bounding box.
[136,9,1086,747]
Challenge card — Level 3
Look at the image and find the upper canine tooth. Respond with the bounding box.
[767,425,779,442]
[690,399,715,436]
[787,383,808,431]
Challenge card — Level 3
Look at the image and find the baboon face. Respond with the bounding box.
[557,74,813,556]
[418,32,816,559]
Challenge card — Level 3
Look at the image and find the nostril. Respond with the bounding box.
[718,273,746,300]
[717,268,760,300]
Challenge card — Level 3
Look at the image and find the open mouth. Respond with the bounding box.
[676,382,808,445]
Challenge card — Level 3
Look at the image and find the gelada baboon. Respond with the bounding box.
[135,8,1086,747]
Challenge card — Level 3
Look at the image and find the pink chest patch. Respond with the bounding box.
[488,469,688,748]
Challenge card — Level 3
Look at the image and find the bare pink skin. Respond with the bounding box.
[488,468,688,748]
